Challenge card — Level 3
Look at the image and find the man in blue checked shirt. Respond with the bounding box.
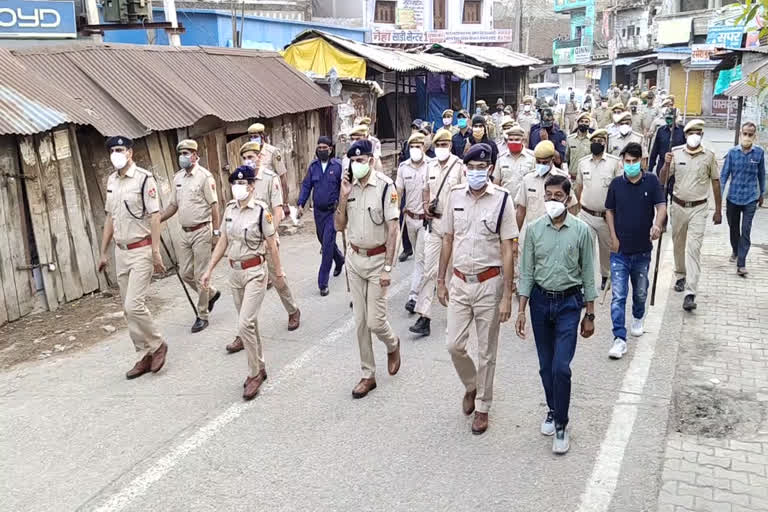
[720,121,766,277]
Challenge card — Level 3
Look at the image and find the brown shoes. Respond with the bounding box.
[243,369,267,387]
[288,309,301,331]
[243,370,267,400]
[463,389,477,416]
[472,412,489,435]
[352,378,377,399]
[226,336,244,353]
[126,355,152,380]
[387,340,401,376]
[150,342,168,373]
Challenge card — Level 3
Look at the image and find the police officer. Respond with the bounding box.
[517,96,539,138]
[247,123,290,219]
[160,139,222,333]
[565,113,594,178]
[491,98,506,142]
[627,98,645,133]
[98,136,168,379]
[346,124,384,174]
[410,128,465,337]
[335,139,402,398]
[438,143,518,435]
[397,132,429,315]
[475,99,497,141]
[594,96,612,129]
[201,165,286,400]
[574,129,622,290]
[297,136,344,296]
[605,103,626,141]
[496,116,518,158]
[226,142,300,355]
[660,119,722,311]
[564,92,579,133]
[355,116,382,159]
[440,108,457,135]
[609,112,646,168]
[464,115,499,165]
[496,125,535,200]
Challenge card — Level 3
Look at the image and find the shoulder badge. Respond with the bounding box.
[148,186,157,198]
[211,182,216,191]
[275,152,281,161]
[265,211,273,224]
[390,190,398,204]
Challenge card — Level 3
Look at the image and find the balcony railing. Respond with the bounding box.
[553,38,581,50]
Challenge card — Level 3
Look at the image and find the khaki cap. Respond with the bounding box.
[627,98,641,106]
[176,139,198,152]
[616,111,632,123]
[505,125,525,137]
[611,103,625,111]
[349,124,369,136]
[433,128,453,143]
[357,116,372,125]
[476,99,488,107]
[501,115,516,129]
[442,109,454,117]
[408,132,426,145]
[589,129,608,140]
[239,141,261,155]
[523,95,534,104]
[684,119,705,133]
[247,122,266,134]
[576,112,591,123]
[533,140,556,159]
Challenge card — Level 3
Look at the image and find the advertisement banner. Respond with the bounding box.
[369,29,515,44]
[690,43,716,66]
[0,0,76,38]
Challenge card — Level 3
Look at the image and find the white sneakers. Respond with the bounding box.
[630,317,644,337]
[608,338,628,359]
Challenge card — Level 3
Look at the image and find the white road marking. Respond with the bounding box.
[576,239,674,512]
[92,279,410,512]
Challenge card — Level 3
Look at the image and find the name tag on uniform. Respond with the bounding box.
[583,171,591,177]
[454,207,464,211]
[225,217,232,222]
[570,145,577,149]
[405,176,412,180]
[678,162,686,166]
[430,176,436,180]
[348,198,356,202]
[176,184,182,187]
[528,188,536,192]
[107,189,112,193]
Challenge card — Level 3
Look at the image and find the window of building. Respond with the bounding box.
[374,0,396,23]
[434,0,446,29]
[622,28,626,37]
[463,0,482,24]
[575,25,583,39]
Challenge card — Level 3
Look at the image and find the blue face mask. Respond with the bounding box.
[457,118,467,129]
[536,163,550,176]
[624,162,641,177]
[467,168,489,190]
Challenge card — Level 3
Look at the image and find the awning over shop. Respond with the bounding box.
[425,43,543,68]
[657,17,693,45]
[281,37,367,79]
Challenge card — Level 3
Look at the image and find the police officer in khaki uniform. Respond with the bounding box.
[496,125,535,200]
[609,112,646,167]
[564,92,579,133]
[410,128,465,337]
[575,129,622,290]
[247,123,290,219]
[335,139,402,398]
[495,116,518,158]
[437,143,518,435]
[201,165,286,400]
[342,125,384,174]
[627,98,645,134]
[440,109,458,136]
[594,96,612,129]
[517,96,539,139]
[565,113,594,178]
[355,116,382,159]
[475,100,497,141]
[605,103,626,141]
[98,136,168,379]
[226,142,300,356]
[160,139,222,333]
[396,132,429,315]
[660,119,722,311]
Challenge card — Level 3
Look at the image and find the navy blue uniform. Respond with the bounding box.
[451,130,471,157]
[528,124,567,161]
[648,124,685,175]
[298,157,345,289]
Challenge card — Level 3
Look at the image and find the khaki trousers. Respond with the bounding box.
[230,264,268,377]
[446,274,504,414]
[671,202,707,296]
[348,250,399,379]
[415,227,452,318]
[405,216,425,301]
[115,245,163,359]
[265,249,299,315]
[578,210,612,278]
[178,226,217,320]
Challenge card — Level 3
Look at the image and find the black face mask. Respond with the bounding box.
[590,142,604,155]
[577,124,589,133]
[316,149,330,162]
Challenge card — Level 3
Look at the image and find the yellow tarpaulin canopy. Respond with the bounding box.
[281,37,366,79]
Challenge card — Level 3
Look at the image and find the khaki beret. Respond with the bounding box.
[523,95,535,104]
[239,141,261,155]
[476,99,488,107]
[684,119,705,133]
[505,125,525,137]
[247,123,266,134]
[457,109,470,118]
[661,98,673,107]
[357,116,372,125]
[442,109,454,117]
[408,132,426,145]
[576,112,591,123]
[433,128,453,143]
[501,115,516,129]
[627,98,641,106]
[533,140,556,159]
[176,139,198,152]
[616,111,632,123]
[349,124,369,136]
[667,94,676,101]
[611,103,625,111]
[640,92,649,99]
[589,129,608,140]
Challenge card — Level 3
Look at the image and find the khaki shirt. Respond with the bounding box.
[346,171,400,248]
[105,164,159,245]
[369,135,382,159]
[250,167,283,211]
[497,151,535,201]
[224,197,275,261]
[426,155,464,233]
[444,183,518,275]
[517,112,539,135]
[396,158,429,214]
[170,164,218,227]
[608,130,646,158]
[630,112,644,133]
[575,153,622,212]
[260,143,287,177]
[515,167,573,223]
[565,100,579,115]
[594,106,612,128]
[668,145,719,202]
[566,132,592,175]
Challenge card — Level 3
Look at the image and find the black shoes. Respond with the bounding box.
[333,260,344,277]
[409,316,431,336]
[674,278,686,292]
[191,317,208,333]
[399,249,412,262]
[600,277,608,290]
[405,299,416,314]
[683,294,697,311]
[208,290,221,312]
[320,287,329,296]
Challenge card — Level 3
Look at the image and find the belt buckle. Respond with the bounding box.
[684,201,692,207]
[465,273,480,284]
[232,261,243,270]
[117,243,127,250]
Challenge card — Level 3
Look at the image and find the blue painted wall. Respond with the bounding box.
[103,8,365,49]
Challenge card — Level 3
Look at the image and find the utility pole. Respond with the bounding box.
[84,0,102,42]
[146,0,156,45]
[163,0,181,46]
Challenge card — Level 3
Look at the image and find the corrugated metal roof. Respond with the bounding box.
[2,43,334,137]
[426,43,543,68]
[723,60,768,97]
[289,30,488,80]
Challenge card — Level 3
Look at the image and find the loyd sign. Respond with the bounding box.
[0,0,76,38]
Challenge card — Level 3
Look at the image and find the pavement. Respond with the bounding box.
[0,127,765,512]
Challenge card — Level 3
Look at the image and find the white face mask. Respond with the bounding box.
[612,113,623,123]
[243,158,256,169]
[435,147,451,161]
[351,161,370,180]
[544,200,566,219]
[110,152,128,170]
[619,124,632,136]
[442,117,452,126]
[409,147,423,162]
[232,184,249,201]
[524,105,531,112]
[536,163,550,176]
[466,169,488,190]
[686,134,702,148]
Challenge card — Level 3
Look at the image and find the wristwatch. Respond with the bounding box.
[584,313,595,321]
[383,265,392,272]
[212,229,221,236]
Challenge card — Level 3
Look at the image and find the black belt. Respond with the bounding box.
[534,284,582,299]
[581,206,605,219]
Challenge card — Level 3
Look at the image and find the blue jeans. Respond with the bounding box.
[610,251,651,341]
[529,285,583,427]
[726,200,757,268]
